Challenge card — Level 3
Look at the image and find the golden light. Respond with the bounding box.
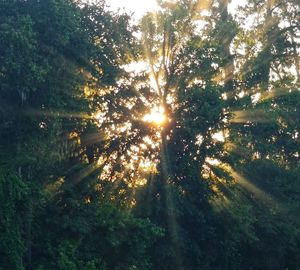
[212,131,225,142]
[230,109,272,123]
[206,157,221,166]
[139,158,157,173]
[143,106,166,125]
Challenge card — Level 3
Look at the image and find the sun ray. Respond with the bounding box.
[229,168,285,212]
[63,157,106,187]
[26,108,92,120]
[230,109,275,123]
[205,159,286,213]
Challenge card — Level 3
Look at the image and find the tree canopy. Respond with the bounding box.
[0,0,299,269]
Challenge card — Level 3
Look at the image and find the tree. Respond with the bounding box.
[0,1,161,269]
[89,0,300,268]
[1,0,299,269]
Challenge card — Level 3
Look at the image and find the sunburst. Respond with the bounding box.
[143,106,166,126]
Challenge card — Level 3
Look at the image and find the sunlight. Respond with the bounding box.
[139,158,157,173]
[230,109,273,123]
[143,106,166,125]
[27,108,91,120]
[229,168,284,211]
[93,110,105,123]
[106,0,245,19]
[124,61,148,73]
[206,157,221,166]
[202,158,221,179]
[212,131,226,142]
[106,0,160,20]
[204,159,285,212]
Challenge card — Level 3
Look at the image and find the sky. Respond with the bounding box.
[106,0,248,20]
[106,0,160,20]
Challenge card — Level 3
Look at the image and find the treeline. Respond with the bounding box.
[0,0,299,269]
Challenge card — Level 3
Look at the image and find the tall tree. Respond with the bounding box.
[1,0,299,269]
[0,0,161,269]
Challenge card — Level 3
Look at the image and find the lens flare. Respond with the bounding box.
[143,106,166,125]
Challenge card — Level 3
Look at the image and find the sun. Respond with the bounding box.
[143,106,166,125]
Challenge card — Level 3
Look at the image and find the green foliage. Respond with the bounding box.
[34,198,163,270]
[0,0,300,269]
[0,166,27,270]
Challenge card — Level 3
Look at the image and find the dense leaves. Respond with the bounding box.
[0,0,299,269]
